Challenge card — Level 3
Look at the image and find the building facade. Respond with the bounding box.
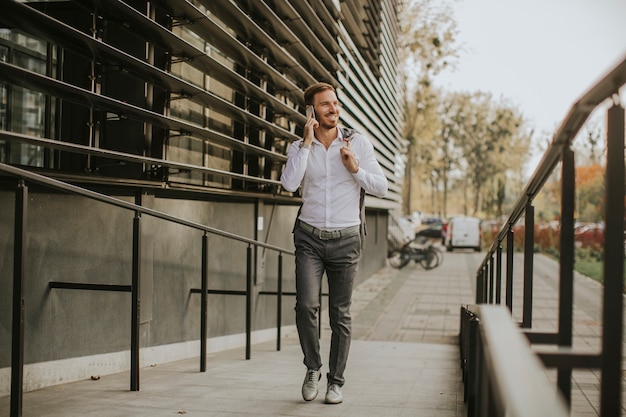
[0,0,405,394]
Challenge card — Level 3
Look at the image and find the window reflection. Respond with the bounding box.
[0,30,51,167]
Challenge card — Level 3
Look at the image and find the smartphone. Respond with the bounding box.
[305,105,316,120]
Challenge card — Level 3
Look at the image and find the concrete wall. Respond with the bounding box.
[0,0,398,398]
[0,185,388,392]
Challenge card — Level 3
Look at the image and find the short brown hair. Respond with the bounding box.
[304,82,336,105]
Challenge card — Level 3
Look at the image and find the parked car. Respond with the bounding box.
[420,216,444,226]
[445,216,482,252]
[574,222,604,249]
[415,223,443,240]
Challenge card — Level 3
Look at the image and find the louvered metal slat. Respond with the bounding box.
[0,61,287,162]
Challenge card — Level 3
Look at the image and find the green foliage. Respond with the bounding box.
[574,250,625,292]
[574,247,604,284]
[505,227,617,288]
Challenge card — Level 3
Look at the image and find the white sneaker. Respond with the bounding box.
[325,384,343,404]
[302,369,321,401]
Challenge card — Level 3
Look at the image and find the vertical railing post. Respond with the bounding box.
[276,253,283,351]
[200,233,208,372]
[467,315,480,417]
[600,103,624,417]
[522,203,534,328]
[558,146,575,404]
[459,307,466,383]
[482,264,489,304]
[488,255,495,304]
[10,180,27,417]
[495,243,502,304]
[246,244,252,360]
[130,211,141,391]
[476,265,487,304]
[505,228,514,311]
[483,264,489,303]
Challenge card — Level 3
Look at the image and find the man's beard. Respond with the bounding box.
[319,115,338,130]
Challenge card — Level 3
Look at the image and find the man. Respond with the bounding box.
[280,82,388,404]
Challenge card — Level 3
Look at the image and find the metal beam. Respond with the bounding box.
[10,180,27,417]
[600,103,625,417]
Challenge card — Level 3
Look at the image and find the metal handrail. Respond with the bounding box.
[4,160,295,417]
[476,305,569,417]
[469,53,626,417]
[0,161,292,253]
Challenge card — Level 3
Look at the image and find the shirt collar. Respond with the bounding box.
[312,127,342,146]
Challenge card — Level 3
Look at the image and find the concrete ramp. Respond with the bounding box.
[4,336,463,417]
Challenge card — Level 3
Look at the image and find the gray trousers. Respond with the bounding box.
[293,225,361,387]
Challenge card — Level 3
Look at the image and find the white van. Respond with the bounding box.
[445,216,482,252]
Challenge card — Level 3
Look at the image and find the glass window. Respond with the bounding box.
[1,32,49,167]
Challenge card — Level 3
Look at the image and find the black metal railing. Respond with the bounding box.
[460,305,569,417]
[1,161,296,417]
[460,54,625,417]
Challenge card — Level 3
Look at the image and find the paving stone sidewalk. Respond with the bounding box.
[3,250,619,416]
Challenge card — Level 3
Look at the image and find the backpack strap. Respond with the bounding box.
[340,127,358,141]
[342,128,367,239]
[359,187,367,238]
[292,205,302,233]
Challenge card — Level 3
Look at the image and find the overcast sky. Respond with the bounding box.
[435,0,626,144]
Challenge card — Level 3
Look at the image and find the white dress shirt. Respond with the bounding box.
[280,128,388,230]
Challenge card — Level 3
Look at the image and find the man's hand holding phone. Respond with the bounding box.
[305,105,316,121]
[302,105,317,148]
